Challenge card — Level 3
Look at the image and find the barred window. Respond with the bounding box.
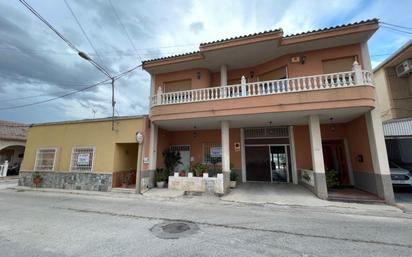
[202,143,221,164]
[70,147,95,172]
[34,148,57,171]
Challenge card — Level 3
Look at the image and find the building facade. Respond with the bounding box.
[374,40,412,173]
[19,116,151,192]
[142,19,395,203]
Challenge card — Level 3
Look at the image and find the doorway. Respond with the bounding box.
[245,145,290,182]
[322,140,350,185]
[170,145,191,172]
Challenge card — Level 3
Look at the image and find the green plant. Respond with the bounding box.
[326,169,339,188]
[32,172,43,180]
[230,171,239,182]
[155,168,168,182]
[192,163,206,177]
[163,149,182,175]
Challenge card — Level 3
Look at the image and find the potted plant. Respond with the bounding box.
[326,169,339,188]
[230,171,239,188]
[32,172,43,187]
[155,168,167,188]
[163,149,182,176]
[121,173,130,188]
[192,163,205,177]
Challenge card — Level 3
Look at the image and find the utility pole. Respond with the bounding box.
[111,78,115,131]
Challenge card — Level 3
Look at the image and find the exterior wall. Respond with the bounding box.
[210,44,363,86]
[374,68,393,121]
[19,171,112,191]
[21,117,146,174]
[294,115,375,193]
[154,68,211,92]
[385,67,412,120]
[155,128,241,171]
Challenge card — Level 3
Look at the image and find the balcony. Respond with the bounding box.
[150,66,376,122]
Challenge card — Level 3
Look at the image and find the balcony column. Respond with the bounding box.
[308,115,328,199]
[365,110,395,204]
[220,65,227,87]
[221,120,230,172]
[149,123,158,171]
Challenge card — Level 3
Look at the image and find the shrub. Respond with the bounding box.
[230,171,239,182]
[192,163,206,177]
[155,168,168,182]
[326,169,339,188]
[163,149,182,175]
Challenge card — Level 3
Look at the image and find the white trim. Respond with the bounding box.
[69,146,96,172]
[240,128,246,183]
[289,126,298,184]
[34,147,58,171]
[149,123,158,170]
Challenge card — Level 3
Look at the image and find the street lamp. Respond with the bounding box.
[135,131,144,194]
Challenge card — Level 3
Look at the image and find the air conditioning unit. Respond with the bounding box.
[396,59,412,77]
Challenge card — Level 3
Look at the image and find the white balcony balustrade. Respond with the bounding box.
[151,69,373,106]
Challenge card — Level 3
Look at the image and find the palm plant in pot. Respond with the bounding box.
[230,171,239,188]
[192,163,206,177]
[162,149,182,176]
[155,168,168,188]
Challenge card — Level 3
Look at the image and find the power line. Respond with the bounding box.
[0,64,141,110]
[63,0,108,70]
[380,25,412,35]
[107,0,142,62]
[380,22,412,31]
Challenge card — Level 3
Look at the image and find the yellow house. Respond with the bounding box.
[19,115,150,192]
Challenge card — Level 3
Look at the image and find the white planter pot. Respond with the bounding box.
[230,181,237,188]
[156,181,165,188]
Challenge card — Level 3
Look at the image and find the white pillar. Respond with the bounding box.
[309,115,328,199]
[365,110,395,204]
[289,126,298,184]
[220,65,227,87]
[149,123,158,170]
[135,143,143,194]
[221,121,230,172]
[240,128,246,182]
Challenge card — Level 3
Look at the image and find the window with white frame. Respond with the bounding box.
[34,148,57,171]
[70,147,95,172]
[202,143,221,164]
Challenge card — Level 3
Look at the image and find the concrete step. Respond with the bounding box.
[111,187,136,194]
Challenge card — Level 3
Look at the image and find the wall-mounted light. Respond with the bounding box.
[250,71,254,78]
[301,56,306,65]
[357,154,364,163]
[193,126,197,138]
[329,117,336,132]
[197,72,201,79]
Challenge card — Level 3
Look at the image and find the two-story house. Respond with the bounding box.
[143,19,395,203]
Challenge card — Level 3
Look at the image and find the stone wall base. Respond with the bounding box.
[19,171,112,192]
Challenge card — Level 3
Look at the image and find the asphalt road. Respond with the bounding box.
[1,188,412,257]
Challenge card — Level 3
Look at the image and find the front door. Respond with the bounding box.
[270,146,288,182]
[170,145,191,173]
[245,146,271,181]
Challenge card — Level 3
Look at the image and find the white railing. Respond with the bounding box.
[151,65,373,106]
[0,161,9,177]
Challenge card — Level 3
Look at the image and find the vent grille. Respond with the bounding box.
[244,127,289,138]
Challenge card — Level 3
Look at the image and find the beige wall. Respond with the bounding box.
[21,117,147,174]
[374,68,393,121]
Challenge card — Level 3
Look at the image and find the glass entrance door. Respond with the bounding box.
[270,146,288,183]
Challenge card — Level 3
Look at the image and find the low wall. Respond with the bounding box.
[298,169,316,194]
[18,171,112,192]
[168,172,230,195]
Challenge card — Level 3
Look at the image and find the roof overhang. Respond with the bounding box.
[374,40,412,71]
[143,20,379,74]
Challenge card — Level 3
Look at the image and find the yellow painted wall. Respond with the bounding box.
[113,143,138,172]
[21,117,146,174]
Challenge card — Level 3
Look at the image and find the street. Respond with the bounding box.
[1,186,412,257]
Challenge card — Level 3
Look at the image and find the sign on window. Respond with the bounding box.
[77,153,90,165]
[210,147,222,158]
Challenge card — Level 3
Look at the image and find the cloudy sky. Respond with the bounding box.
[0,0,411,124]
